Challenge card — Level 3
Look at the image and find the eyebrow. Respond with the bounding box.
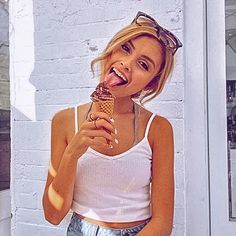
[128,40,156,69]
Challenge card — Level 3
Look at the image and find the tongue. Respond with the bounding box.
[104,72,124,87]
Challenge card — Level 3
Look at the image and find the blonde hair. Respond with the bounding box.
[91,21,175,104]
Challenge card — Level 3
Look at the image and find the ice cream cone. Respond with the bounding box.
[90,82,115,148]
[90,82,115,117]
[94,99,114,117]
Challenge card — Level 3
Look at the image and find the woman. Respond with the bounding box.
[42,11,182,236]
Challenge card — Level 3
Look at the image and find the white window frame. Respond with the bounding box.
[207,0,236,234]
[185,0,210,235]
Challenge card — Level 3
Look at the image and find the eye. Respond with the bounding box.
[139,60,149,71]
[121,43,131,53]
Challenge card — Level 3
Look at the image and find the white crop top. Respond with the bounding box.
[71,105,155,222]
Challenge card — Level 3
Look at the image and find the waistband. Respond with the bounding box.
[74,212,151,230]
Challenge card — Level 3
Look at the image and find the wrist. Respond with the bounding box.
[148,219,172,236]
[64,145,85,161]
[63,148,79,161]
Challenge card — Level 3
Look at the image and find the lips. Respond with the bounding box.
[104,67,128,87]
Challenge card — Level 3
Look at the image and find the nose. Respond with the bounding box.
[120,61,131,72]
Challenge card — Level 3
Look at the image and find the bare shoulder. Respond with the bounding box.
[51,102,91,138]
[137,104,173,132]
[51,107,73,126]
[52,102,91,123]
[149,115,173,147]
[152,115,173,132]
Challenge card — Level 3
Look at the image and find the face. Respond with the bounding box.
[102,35,163,98]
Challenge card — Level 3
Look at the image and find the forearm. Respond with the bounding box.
[43,150,78,224]
[137,218,173,236]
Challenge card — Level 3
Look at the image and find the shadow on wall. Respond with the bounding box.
[11,1,129,235]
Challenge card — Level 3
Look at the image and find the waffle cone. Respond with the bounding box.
[94,99,114,117]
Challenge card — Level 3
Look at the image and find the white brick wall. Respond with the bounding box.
[10,0,184,235]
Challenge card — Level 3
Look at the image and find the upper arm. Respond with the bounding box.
[150,116,174,223]
[44,110,69,189]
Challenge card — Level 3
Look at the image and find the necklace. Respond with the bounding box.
[112,103,135,121]
[85,101,137,120]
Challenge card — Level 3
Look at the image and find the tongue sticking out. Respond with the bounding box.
[104,72,126,87]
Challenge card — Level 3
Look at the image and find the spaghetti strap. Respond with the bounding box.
[133,103,139,145]
[144,113,156,138]
[74,106,78,134]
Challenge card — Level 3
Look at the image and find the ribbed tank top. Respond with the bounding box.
[71,104,155,222]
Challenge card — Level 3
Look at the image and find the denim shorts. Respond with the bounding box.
[67,212,151,236]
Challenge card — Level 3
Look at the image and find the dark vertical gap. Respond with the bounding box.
[0,109,10,191]
[0,1,10,192]
[205,0,212,235]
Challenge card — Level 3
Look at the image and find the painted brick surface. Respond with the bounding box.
[10,0,185,235]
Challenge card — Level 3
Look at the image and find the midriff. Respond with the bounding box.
[75,213,150,229]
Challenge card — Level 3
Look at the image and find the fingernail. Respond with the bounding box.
[115,138,119,144]
[110,118,114,123]
[115,128,118,134]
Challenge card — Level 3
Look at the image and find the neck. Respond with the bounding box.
[113,97,134,115]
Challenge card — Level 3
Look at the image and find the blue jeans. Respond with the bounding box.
[67,212,151,236]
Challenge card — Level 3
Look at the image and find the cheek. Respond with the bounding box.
[133,70,154,86]
[131,79,152,93]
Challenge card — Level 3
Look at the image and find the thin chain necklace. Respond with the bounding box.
[112,103,135,120]
[86,101,136,120]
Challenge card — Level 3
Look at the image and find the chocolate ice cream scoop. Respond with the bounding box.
[90,82,115,117]
[90,82,115,101]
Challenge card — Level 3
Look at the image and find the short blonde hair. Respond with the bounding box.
[91,21,175,104]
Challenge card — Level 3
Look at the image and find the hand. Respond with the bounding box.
[65,111,115,159]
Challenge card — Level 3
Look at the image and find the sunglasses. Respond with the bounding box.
[132,11,183,55]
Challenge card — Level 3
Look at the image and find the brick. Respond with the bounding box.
[17,73,99,90]
[35,39,107,61]
[172,223,185,236]
[33,58,92,76]
[15,192,38,209]
[13,58,92,77]
[13,179,46,210]
[15,208,71,227]
[156,83,184,102]
[16,223,66,236]
[12,104,66,121]
[175,152,184,172]
[145,101,183,119]
[170,119,184,153]
[14,179,45,194]
[175,188,184,208]
[173,207,185,225]
[13,150,50,166]
[34,20,121,46]
[175,170,184,189]
[14,164,48,181]
[169,64,184,83]
[35,88,94,105]
[14,121,50,150]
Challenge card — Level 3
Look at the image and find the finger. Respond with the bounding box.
[91,139,113,149]
[84,118,115,134]
[89,111,113,124]
[83,129,114,141]
[93,118,115,133]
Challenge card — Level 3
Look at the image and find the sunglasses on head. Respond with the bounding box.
[132,11,183,55]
